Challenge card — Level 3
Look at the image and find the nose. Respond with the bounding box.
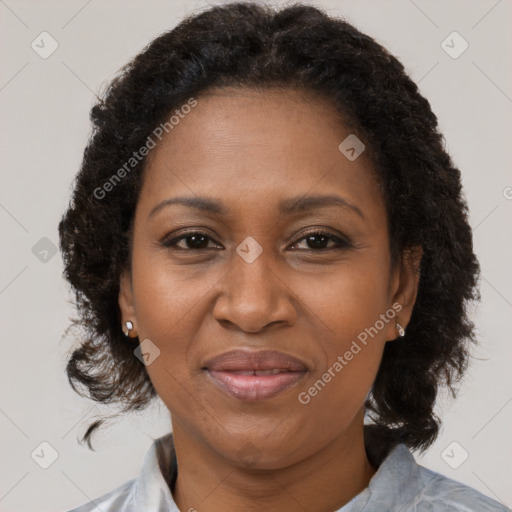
[212,247,297,333]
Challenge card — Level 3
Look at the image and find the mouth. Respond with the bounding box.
[203,350,308,401]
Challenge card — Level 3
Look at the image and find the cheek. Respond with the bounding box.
[130,243,225,339]
[128,251,220,398]
[304,253,392,346]
[294,253,392,418]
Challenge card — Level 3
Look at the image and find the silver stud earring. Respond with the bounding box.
[123,321,134,337]
[396,322,405,338]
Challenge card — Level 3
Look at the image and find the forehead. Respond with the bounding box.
[138,87,383,219]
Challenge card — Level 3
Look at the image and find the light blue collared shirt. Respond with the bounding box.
[69,433,509,512]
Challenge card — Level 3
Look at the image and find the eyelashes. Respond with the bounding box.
[161,231,220,251]
[288,229,352,251]
[160,229,352,252]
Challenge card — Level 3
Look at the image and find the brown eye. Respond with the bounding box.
[161,231,222,250]
[289,230,351,251]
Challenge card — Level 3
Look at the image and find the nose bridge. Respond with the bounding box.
[214,239,293,331]
[231,242,277,306]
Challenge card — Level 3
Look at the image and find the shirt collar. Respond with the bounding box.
[130,432,424,512]
[344,443,426,511]
[128,433,179,511]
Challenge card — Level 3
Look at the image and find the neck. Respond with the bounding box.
[171,411,375,512]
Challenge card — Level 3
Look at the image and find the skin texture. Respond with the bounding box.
[119,87,421,512]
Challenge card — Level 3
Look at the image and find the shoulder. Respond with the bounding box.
[67,479,135,512]
[360,442,509,512]
[67,434,177,512]
[399,447,509,512]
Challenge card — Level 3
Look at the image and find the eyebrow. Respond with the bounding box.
[149,194,364,219]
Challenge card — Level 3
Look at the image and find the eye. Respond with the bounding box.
[161,231,222,250]
[288,230,351,251]
[161,229,351,252]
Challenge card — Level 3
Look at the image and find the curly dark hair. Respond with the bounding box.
[59,1,480,451]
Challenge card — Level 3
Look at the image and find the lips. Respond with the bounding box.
[204,350,307,372]
[203,350,308,401]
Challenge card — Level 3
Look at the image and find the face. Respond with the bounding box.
[119,87,419,469]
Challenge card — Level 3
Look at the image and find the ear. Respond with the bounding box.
[385,246,422,341]
[119,268,138,338]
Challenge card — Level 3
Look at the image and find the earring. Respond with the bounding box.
[123,321,134,337]
[396,322,406,338]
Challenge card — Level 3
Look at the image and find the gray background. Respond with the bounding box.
[0,1,511,510]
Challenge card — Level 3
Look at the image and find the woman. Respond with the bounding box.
[60,2,507,511]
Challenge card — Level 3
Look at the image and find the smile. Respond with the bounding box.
[203,350,308,401]
[206,369,306,400]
